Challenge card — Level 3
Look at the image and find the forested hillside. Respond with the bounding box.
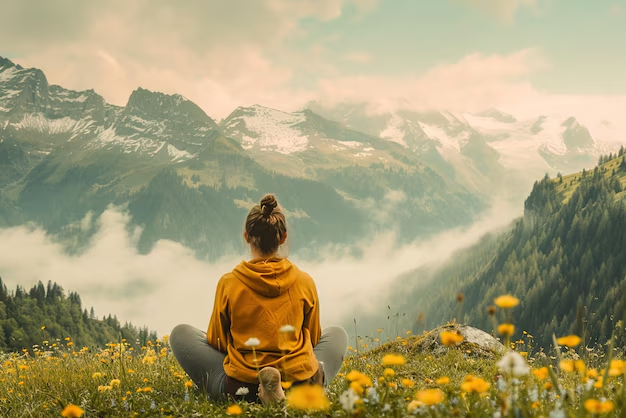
[0,277,156,351]
[395,152,626,348]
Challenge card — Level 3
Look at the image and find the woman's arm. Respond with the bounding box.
[207,279,230,353]
[303,283,322,347]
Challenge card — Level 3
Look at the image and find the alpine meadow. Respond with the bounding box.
[1,0,626,416]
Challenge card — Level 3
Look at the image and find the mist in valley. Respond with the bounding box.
[0,189,523,339]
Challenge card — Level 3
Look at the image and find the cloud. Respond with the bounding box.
[0,197,520,337]
[0,0,373,119]
[610,3,623,17]
[315,48,550,114]
[344,52,373,63]
[454,0,543,21]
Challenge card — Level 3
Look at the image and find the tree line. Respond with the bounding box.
[396,163,626,349]
[0,278,157,352]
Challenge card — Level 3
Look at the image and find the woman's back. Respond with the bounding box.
[207,257,321,383]
[170,194,347,405]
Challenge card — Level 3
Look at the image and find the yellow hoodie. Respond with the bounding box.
[207,257,321,384]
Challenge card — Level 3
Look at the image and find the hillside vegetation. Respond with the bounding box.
[390,152,626,349]
[0,278,156,352]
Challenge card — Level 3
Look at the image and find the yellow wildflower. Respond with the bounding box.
[560,359,585,373]
[533,367,549,380]
[497,323,515,337]
[594,377,604,389]
[402,378,415,387]
[185,381,193,388]
[98,385,112,393]
[609,360,625,376]
[110,379,121,388]
[436,377,450,385]
[584,399,614,414]
[281,381,293,389]
[381,354,406,366]
[556,335,582,347]
[346,370,372,386]
[440,331,464,346]
[415,389,444,406]
[383,368,395,378]
[226,404,243,415]
[494,295,519,309]
[460,375,490,393]
[349,381,364,395]
[286,384,330,411]
[61,404,84,418]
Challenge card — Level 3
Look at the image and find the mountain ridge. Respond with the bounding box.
[0,56,484,260]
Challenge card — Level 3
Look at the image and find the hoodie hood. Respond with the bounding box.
[232,257,298,297]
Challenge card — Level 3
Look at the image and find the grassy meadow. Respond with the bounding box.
[0,295,624,417]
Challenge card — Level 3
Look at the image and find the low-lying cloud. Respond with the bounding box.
[0,198,521,338]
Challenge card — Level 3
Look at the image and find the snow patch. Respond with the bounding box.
[337,141,362,148]
[236,107,308,154]
[418,123,461,153]
[0,89,21,100]
[13,113,95,138]
[380,113,406,146]
[0,67,18,83]
[167,144,195,162]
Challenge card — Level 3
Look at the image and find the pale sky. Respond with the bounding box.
[1,0,625,119]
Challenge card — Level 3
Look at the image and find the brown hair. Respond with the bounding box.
[244,194,287,256]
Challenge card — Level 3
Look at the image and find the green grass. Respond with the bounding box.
[553,156,626,204]
[2,323,626,417]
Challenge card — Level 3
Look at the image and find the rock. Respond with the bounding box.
[405,323,505,359]
[459,325,505,354]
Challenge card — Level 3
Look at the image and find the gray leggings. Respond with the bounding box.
[170,324,348,401]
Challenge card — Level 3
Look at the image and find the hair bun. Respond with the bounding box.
[260,194,278,218]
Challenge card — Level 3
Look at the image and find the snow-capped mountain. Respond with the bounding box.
[0,58,219,165]
[88,88,219,162]
[306,101,623,199]
[220,104,427,179]
[0,56,484,259]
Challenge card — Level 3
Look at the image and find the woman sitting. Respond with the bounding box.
[170,194,348,404]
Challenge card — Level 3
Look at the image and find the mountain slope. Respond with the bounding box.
[387,153,626,347]
[306,101,622,207]
[0,57,484,259]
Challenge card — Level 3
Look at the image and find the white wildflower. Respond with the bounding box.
[244,337,260,347]
[497,351,529,376]
[279,324,296,333]
[549,407,565,418]
[339,388,359,412]
[366,387,379,404]
[235,387,250,396]
[496,377,507,391]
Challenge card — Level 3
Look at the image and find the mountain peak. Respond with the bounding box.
[0,56,17,71]
[125,87,217,128]
[127,87,185,108]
